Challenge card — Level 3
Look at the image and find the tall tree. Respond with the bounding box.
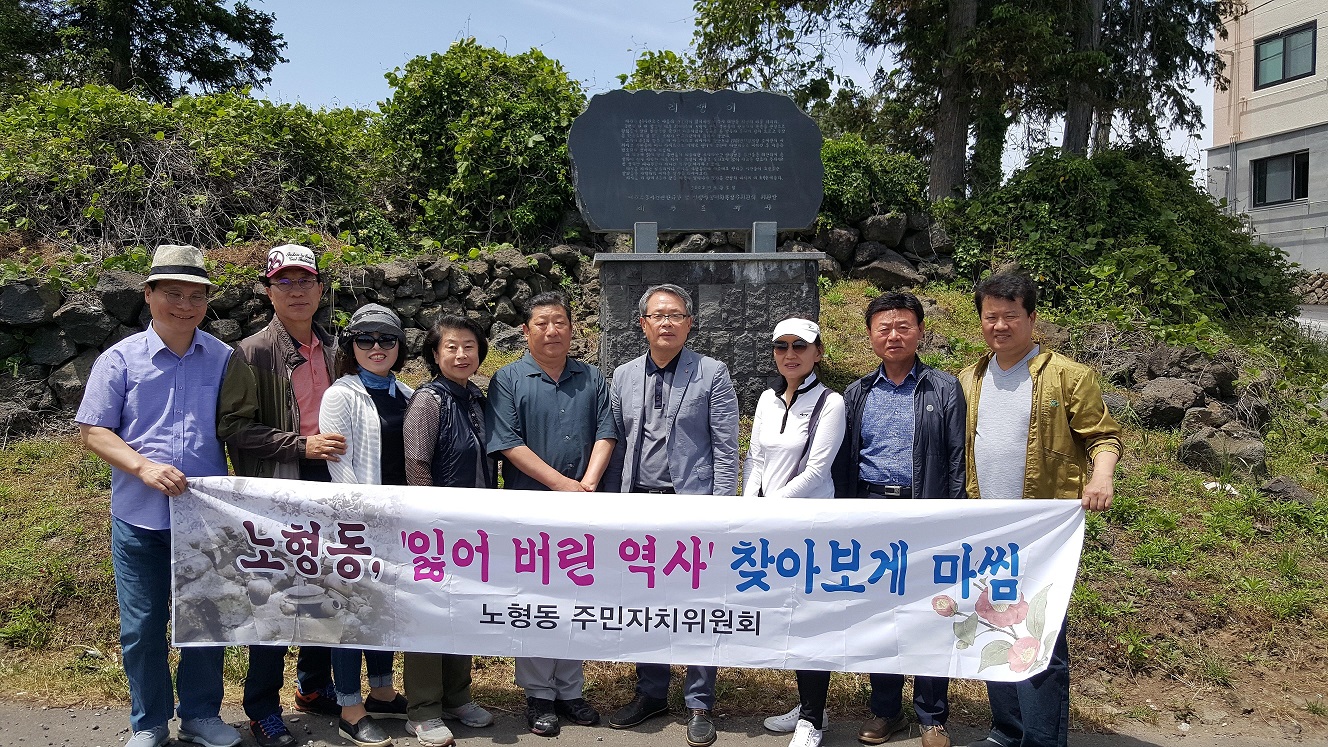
[5,0,286,101]
[1061,0,1105,154]
[1094,0,1235,144]
[0,0,61,90]
[930,0,976,200]
[691,0,1232,196]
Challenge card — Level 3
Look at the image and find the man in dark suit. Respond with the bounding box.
[603,283,739,747]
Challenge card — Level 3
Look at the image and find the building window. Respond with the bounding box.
[1255,22,1316,88]
[1252,151,1309,207]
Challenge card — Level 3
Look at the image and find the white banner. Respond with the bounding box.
[172,476,1084,682]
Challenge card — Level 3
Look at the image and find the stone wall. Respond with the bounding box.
[629,208,956,289]
[596,253,822,411]
[1297,272,1328,305]
[0,245,597,437]
[0,211,954,435]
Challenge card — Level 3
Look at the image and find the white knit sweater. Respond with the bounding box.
[318,374,415,485]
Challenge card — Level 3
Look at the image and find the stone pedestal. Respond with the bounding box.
[595,252,824,410]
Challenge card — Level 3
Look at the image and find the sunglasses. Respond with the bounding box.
[352,334,399,350]
[772,340,812,352]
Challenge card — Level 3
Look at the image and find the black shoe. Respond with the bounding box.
[338,716,392,747]
[293,683,341,717]
[687,708,717,747]
[609,694,670,728]
[364,693,409,720]
[526,697,560,737]
[556,697,601,726]
[250,714,296,747]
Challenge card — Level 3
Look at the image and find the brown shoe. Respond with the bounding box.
[858,711,907,745]
[921,724,951,747]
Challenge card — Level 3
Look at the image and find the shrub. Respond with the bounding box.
[819,134,927,225]
[946,146,1303,330]
[380,39,585,250]
[0,83,396,254]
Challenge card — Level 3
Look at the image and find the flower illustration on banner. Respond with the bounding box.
[936,582,1057,675]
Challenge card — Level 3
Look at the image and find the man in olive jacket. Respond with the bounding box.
[960,271,1121,747]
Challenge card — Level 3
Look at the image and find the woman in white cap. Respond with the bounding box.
[743,316,846,747]
[318,303,413,747]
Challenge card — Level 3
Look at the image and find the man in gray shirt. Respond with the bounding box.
[603,284,739,747]
[485,292,616,738]
[959,272,1121,747]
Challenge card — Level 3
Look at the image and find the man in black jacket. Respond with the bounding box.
[832,291,966,747]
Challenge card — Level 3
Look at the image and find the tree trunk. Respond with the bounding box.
[929,0,977,201]
[104,0,133,91]
[969,95,1010,196]
[1090,106,1113,154]
[1062,0,1105,155]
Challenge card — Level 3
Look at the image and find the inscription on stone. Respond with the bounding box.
[569,89,823,233]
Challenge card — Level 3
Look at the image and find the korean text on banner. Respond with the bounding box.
[171,476,1085,682]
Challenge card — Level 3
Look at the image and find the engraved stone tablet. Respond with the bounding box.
[569,90,824,233]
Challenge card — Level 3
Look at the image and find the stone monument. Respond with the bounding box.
[570,89,826,409]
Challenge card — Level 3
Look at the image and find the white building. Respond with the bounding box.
[1208,0,1327,272]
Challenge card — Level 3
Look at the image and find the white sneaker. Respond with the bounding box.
[764,704,828,733]
[407,718,455,746]
[789,719,824,747]
[440,700,495,727]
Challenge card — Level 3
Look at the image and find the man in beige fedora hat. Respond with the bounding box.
[77,244,241,747]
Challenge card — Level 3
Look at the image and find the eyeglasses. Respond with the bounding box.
[160,289,209,307]
[269,276,320,292]
[353,334,399,350]
[642,313,691,323]
[772,340,812,353]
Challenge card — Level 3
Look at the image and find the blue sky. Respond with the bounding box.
[255,0,1211,169]
[260,0,703,110]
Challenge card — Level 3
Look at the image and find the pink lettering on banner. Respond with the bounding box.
[514,532,552,585]
[619,534,658,587]
[662,535,714,590]
[555,534,596,586]
[401,527,492,583]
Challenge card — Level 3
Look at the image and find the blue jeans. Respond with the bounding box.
[636,663,717,710]
[870,673,949,725]
[331,649,395,706]
[112,517,225,732]
[243,645,333,720]
[983,623,1070,747]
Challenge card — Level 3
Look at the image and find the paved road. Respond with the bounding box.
[1,702,1321,747]
[1297,305,1328,337]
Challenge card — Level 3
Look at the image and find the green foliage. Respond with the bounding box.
[946,147,1302,334]
[0,83,398,257]
[819,134,927,225]
[4,0,287,103]
[618,49,716,90]
[381,39,585,251]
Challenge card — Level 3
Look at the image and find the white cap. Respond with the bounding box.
[265,244,319,277]
[771,317,820,343]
